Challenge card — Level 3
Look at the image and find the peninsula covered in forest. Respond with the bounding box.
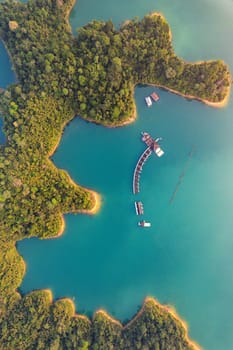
[0,0,231,348]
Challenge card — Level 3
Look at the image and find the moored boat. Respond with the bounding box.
[141,132,165,157]
[153,143,164,157]
[135,201,144,215]
[150,91,159,102]
[145,96,152,107]
[134,201,139,215]
[138,220,151,227]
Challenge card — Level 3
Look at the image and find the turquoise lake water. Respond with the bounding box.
[1,1,233,349]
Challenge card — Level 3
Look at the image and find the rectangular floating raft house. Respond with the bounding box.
[138,220,151,227]
[135,201,144,215]
[141,132,165,157]
[153,143,164,157]
[150,92,160,102]
[145,96,152,107]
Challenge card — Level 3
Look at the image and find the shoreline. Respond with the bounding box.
[124,297,201,350]
[79,99,137,129]
[0,38,18,84]
[2,6,230,350]
[24,292,201,350]
[147,13,231,108]
[43,188,100,240]
[149,75,231,109]
[61,170,101,216]
[15,285,202,349]
[93,309,123,328]
[70,10,231,132]
[43,188,101,240]
[76,189,101,215]
[46,115,101,240]
[47,116,73,158]
[80,71,231,131]
[52,214,66,239]
[64,0,77,33]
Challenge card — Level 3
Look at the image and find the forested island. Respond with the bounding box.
[0,0,231,348]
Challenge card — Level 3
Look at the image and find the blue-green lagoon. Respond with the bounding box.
[0,39,16,143]
[18,87,233,350]
[0,40,15,88]
[1,0,232,349]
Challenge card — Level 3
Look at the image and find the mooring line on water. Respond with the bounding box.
[169,145,195,205]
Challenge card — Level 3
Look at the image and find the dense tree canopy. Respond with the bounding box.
[0,0,231,348]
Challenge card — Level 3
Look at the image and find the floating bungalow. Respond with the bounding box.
[145,96,152,107]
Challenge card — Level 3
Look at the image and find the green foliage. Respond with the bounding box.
[0,0,230,348]
[91,312,122,349]
[121,300,196,350]
[73,14,230,124]
[0,92,93,241]
[0,296,198,349]
[0,240,23,319]
[0,2,230,127]
[0,290,88,350]
[0,0,230,242]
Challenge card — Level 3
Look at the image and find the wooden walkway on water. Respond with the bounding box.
[133,147,152,194]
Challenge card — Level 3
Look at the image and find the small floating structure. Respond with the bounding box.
[154,144,164,157]
[132,132,164,194]
[138,220,151,227]
[132,132,164,227]
[145,96,152,107]
[133,147,152,194]
[141,132,164,157]
[150,91,160,102]
[135,201,144,215]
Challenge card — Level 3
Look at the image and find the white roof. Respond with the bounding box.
[155,147,164,157]
[145,96,152,106]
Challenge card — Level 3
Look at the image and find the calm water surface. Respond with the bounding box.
[1,1,233,349]
[0,39,15,143]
